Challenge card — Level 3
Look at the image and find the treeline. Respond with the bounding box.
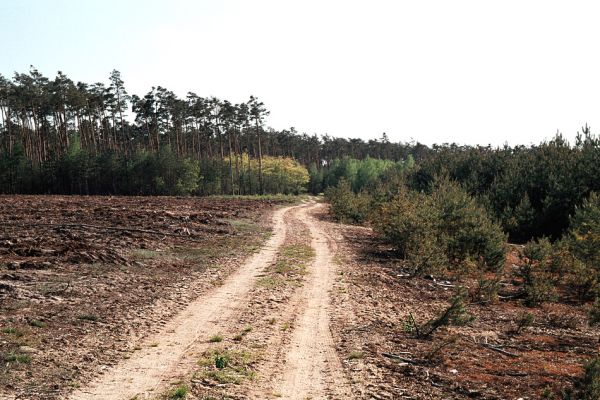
[0,67,415,195]
[321,130,600,242]
[325,131,600,302]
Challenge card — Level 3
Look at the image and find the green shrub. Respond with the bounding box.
[523,236,553,262]
[432,179,506,271]
[373,187,447,275]
[564,357,600,399]
[548,193,600,301]
[325,178,372,224]
[589,298,600,326]
[169,385,188,399]
[374,179,506,276]
[568,193,600,266]
[412,292,474,338]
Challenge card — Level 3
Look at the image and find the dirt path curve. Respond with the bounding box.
[273,203,352,399]
[70,203,304,400]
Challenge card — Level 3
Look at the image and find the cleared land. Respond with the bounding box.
[0,196,595,399]
[0,195,284,399]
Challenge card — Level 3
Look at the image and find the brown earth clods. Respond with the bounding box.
[0,195,284,399]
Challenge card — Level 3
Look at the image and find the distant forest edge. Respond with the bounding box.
[0,68,413,196]
[1,68,600,240]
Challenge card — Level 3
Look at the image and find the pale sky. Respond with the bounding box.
[1,0,599,146]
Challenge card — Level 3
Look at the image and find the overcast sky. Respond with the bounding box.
[1,0,599,146]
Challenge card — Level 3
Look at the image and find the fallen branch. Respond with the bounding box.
[382,352,417,364]
[480,343,519,358]
[6,222,201,240]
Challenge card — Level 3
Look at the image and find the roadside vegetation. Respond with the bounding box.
[324,130,600,397]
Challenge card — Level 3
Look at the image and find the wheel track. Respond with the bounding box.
[69,203,306,400]
[253,203,352,399]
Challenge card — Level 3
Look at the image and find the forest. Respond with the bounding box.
[0,68,412,195]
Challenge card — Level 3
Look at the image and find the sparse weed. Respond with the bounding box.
[209,334,223,343]
[4,352,31,364]
[29,320,46,328]
[1,327,23,337]
[169,384,189,399]
[589,298,600,326]
[77,314,99,322]
[197,349,256,385]
[514,311,535,334]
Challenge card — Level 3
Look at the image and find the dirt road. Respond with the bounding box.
[70,201,351,400]
[272,204,352,399]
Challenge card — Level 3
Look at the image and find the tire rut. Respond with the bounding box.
[271,203,352,399]
[69,203,303,400]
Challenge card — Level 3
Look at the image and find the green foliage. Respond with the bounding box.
[413,292,474,338]
[169,385,189,399]
[318,156,413,195]
[563,357,600,400]
[567,193,600,269]
[0,144,308,196]
[374,180,506,276]
[325,178,372,224]
[514,311,535,334]
[519,238,558,306]
[374,186,447,275]
[433,180,507,271]
[215,355,228,369]
[589,297,600,326]
[406,133,600,242]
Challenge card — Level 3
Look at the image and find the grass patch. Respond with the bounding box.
[257,276,284,288]
[209,194,305,204]
[348,351,364,360]
[208,334,223,343]
[77,314,99,322]
[172,246,220,262]
[1,327,24,337]
[4,352,32,364]
[29,320,46,328]
[197,349,257,385]
[273,245,314,275]
[169,384,189,399]
[131,249,162,260]
[233,325,253,342]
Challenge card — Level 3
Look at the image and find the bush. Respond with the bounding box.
[413,291,474,338]
[563,357,600,399]
[589,298,600,326]
[432,180,507,271]
[566,192,600,271]
[520,238,558,306]
[373,187,447,275]
[325,179,372,224]
[374,180,506,276]
[553,193,600,300]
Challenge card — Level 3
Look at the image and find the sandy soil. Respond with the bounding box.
[69,204,301,399]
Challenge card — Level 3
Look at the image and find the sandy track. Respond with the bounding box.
[273,203,352,399]
[69,204,301,400]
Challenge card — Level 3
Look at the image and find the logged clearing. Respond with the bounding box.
[0,196,596,399]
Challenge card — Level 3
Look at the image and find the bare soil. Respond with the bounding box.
[0,195,285,399]
[325,213,599,399]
